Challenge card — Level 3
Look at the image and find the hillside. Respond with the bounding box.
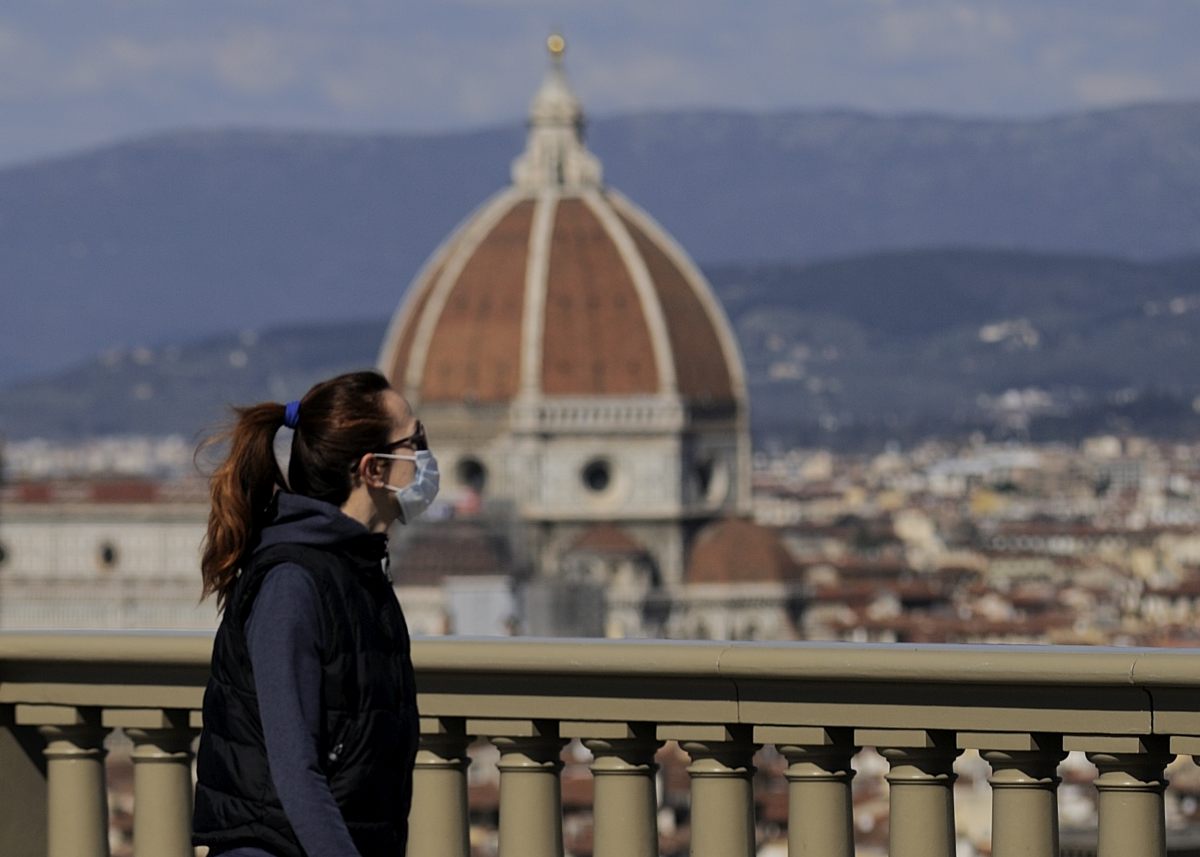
[710,250,1200,445]
[4,249,1198,448]
[3,102,1200,384]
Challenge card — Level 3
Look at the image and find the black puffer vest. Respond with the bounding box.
[193,533,419,857]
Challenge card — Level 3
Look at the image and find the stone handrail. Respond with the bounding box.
[3,632,1200,856]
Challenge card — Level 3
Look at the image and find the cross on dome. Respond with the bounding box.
[511,34,603,191]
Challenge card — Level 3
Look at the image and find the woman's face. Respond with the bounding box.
[343,387,434,533]
[378,389,420,489]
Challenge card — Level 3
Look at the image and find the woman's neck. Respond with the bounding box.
[340,487,391,533]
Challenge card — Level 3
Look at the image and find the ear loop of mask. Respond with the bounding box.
[372,452,417,482]
[360,452,415,486]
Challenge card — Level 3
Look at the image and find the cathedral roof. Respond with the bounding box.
[392,519,518,585]
[686,518,802,584]
[566,524,648,556]
[379,37,745,407]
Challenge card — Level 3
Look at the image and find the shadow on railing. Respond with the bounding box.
[3,632,1200,857]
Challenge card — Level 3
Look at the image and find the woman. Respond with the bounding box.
[192,370,439,857]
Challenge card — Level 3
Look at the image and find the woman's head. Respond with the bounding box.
[286,371,395,504]
[199,370,429,608]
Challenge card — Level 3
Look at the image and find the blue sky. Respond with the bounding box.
[2,0,1199,166]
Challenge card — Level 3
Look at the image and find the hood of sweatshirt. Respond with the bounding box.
[254,492,388,565]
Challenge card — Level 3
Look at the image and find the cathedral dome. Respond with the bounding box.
[686,518,802,584]
[379,38,746,409]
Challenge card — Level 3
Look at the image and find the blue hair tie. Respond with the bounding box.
[283,400,301,429]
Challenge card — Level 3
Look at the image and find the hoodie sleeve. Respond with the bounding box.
[245,563,363,857]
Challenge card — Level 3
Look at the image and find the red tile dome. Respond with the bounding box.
[379,40,745,409]
[686,518,802,584]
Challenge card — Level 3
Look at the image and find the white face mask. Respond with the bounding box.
[374,450,440,524]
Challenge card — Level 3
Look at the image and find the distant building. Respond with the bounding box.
[0,479,213,629]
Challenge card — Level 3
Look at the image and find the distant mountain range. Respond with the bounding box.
[4,249,1199,448]
[3,102,1200,385]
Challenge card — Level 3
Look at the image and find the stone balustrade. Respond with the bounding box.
[3,632,1200,856]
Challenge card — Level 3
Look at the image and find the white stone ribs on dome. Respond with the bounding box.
[400,187,527,403]
[579,189,679,398]
[517,192,558,398]
[605,189,751,512]
[605,189,749,404]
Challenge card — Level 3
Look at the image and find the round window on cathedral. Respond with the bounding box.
[97,541,119,571]
[581,458,612,493]
[456,456,488,493]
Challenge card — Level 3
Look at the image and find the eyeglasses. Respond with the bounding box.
[376,420,428,453]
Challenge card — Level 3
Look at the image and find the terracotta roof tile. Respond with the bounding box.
[686,518,801,584]
[392,520,518,586]
[541,199,659,395]
[382,193,742,405]
[420,201,534,402]
[566,524,647,555]
[616,207,734,403]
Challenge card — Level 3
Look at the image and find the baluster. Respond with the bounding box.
[863,729,958,857]
[0,708,49,857]
[758,727,855,857]
[669,725,756,857]
[407,718,470,857]
[968,733,1064,857]
[18,705,110,857]
[573,723,660,857]
[109,709,195,857]
[1081,738,1170,857]
[480,720,566,857]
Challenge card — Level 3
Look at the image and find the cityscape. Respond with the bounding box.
[2,6,1200,857]
[4,430,1200,855]
[5,430,1200,646]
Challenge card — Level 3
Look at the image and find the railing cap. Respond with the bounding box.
[4,632,1200,688]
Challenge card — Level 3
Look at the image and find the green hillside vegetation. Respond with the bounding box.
[708,250,1200,446]
[3,250,1199,448]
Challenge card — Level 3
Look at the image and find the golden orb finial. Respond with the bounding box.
[547,33,566,59]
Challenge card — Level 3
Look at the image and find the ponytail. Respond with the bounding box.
[199,402,287,609]
[198,370,394,610]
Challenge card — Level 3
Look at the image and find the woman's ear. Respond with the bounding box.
[358,453,388,489]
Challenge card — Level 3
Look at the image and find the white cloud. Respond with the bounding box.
[0,22,50,99]
[213,29,301,95]
[578,51,739,111]
[60,36,198,94]
[1,1,1199,165]
[871,3,1018,62]
[12,25,323,102]
[1074,71,1166,106]
[312,28,543,122]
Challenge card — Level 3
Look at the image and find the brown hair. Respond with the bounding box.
[199,370,394,608]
